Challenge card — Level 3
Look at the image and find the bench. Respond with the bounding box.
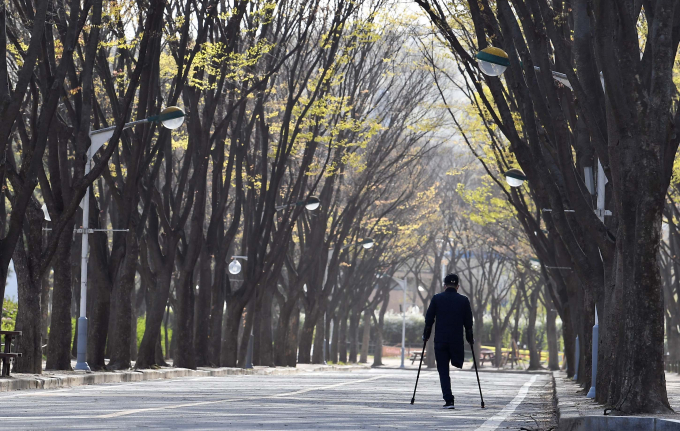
[0,331,22,376]
[479,349,494,366]
[410,351,426,364]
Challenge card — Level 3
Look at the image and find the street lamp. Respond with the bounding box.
[477,47,573,90]
[227,255,253,368]
[275,195,321,212]
[74,106,185,372]
[228,256,248,275]
[476,47,509,77]
[504,169,527,188]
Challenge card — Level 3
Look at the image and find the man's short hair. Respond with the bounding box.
[444,273,459,287]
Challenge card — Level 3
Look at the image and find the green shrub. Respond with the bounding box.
[1,298,17,331]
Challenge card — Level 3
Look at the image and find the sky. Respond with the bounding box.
[5,260,17,301]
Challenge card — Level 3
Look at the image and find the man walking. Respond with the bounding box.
[422,273,474,409]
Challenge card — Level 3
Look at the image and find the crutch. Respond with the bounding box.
[410,340,427,404]
[470,342,485,408]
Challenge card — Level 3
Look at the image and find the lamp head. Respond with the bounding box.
[504,168,527,188]
[305,196,320,211]
[476,47,509,77]
[361,238,374,249]
[158,106,185,129]
[228,259,242,275]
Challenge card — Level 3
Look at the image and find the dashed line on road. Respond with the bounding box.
[95,374,386,419]
[474,375,537,431]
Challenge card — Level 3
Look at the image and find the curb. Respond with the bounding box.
[553,371,680,430]
[0,364,370,393]
[558,416,680,431]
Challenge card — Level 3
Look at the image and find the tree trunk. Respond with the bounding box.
[527,287,541,370]
[331,297,348,363]
[155,335,166,365]
[562,309,576,377]
[359,308,371,363]
[194,248,212,367]
[259,287,274,367]
[348,306,360,363]
[274,296,296,366]
[107,235,139,370]
[208,269,226,367]
[577,287,594,388]
[372,316,383,367]
[285,304,300,367]
[222,299,245,367]
[87,205,113,371]
[46,227,74,370]
[297,309,316,364]
[237,302,254,368]
[338,307,348,363]
[13,235,43,374]
[174,274,196,369]
[493,325,502,368]
[40,270,51,347]
[329,317,339,363]
[136,267,173,368]
[130,295,137,362]
[599,182,671,412]
[312,312,325,364]
[546,291,560,371]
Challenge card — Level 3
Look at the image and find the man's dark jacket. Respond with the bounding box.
[423,287,474,368]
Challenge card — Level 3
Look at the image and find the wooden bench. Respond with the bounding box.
[479,349,495,366]
[410,351,426,364]
[0,331,22,377]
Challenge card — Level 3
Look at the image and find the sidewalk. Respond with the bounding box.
[553,370,680,430]
[0,362,370,393]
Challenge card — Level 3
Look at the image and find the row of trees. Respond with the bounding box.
[414,0,680,414]
[1,0,460,375]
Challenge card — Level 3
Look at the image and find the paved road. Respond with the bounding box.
[0,368,555,430]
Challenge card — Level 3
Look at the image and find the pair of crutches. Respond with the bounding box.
[410,340,485,408]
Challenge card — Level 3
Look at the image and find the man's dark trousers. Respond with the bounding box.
[434,342,458,403]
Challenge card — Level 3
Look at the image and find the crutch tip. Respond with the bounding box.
[481,403,485,408]
[410,399,415,405]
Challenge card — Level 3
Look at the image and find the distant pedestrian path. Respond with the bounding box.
[0,368,555,429]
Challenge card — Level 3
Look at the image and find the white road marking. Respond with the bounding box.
[96,375,386,418]
[474,375,537,431]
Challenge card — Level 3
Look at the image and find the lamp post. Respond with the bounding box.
[323,238,374,364]
[476,47,572,89]
[398,276,408,369]
[74,107,185,372]
[227,255,253,368]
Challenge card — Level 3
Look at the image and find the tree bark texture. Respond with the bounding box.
[46,226,74,370]
[12,212,44,374]
[359,309,371,363]
[107,234,139,370]
[194,247,212,366]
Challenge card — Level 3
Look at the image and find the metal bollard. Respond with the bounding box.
[586,307,598,398]
[244,331,254,369]
[574,335,579,381]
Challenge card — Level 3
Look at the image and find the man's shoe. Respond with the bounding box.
[442,400,455,409]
